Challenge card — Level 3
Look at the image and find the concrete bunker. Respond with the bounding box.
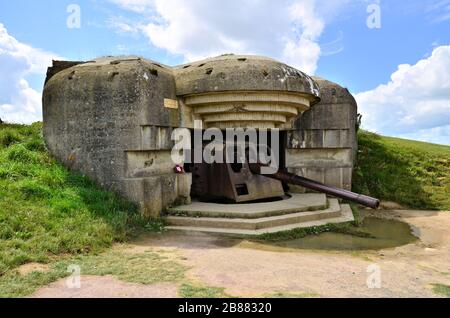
[43,54,373,235]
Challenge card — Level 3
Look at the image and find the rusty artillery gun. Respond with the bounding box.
[188,143,380,209]
[248,163,380,209]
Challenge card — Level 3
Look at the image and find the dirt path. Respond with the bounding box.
[31,276,178,298]
[31,210,450,298]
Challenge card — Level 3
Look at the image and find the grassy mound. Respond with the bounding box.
[0,123,156,275]
[353,131,450,210]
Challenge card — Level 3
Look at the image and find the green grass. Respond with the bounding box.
[179,283,232,298]
[0,265,68,298]
[255,221,372,242]
[255,204,371,242]
[0,123,161,276]
[432,284,450,298]
[57,250,186,285]
[0,244,228,298]
[265,291,318,298]
[353,131,450,210]
[0,249,186,298]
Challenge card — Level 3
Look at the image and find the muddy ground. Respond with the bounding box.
[31,210,450,298]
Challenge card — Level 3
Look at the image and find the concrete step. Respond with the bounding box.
[167,193,327,219]
[166,199,342,230]
[165,204,354,237]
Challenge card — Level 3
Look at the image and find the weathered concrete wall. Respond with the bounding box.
[45,60,85,84]
[174,54,320,129]
[43,57,190,217]
[174,54,320,99]
[286,77,358,191]
[43,55,356,217]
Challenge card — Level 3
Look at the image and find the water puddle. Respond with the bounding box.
[221,217,419,252]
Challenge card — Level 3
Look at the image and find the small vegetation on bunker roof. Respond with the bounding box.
[0,122,160,275]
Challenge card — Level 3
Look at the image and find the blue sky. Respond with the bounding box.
[1,0,449,145]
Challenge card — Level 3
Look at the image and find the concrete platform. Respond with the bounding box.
[167,199,342,230]
[167,193,327,219]
[165,193,355,237]
[166,204,354,237]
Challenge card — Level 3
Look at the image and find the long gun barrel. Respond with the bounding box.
[249,163,380,209]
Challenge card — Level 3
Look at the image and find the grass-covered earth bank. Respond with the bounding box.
[0,122,160,275]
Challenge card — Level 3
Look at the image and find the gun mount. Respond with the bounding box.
[187,142,379,209]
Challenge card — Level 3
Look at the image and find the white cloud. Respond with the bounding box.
[398,125,450,146]
[108,0,154,13]
[356,45,450,145]
[109,0,328,74]
[426,0,450,23]
[107,18,140,35]
[320,30,344,56]
[0,23,59,124]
